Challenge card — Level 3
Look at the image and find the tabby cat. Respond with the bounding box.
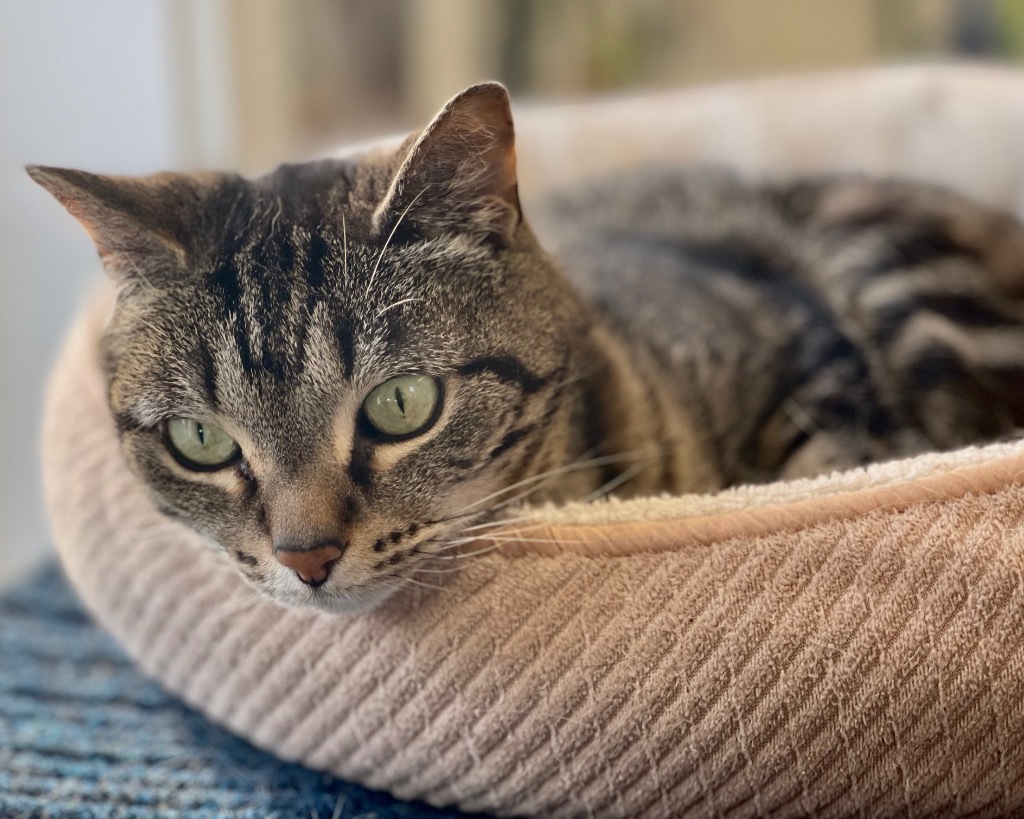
[29,83,1024,612]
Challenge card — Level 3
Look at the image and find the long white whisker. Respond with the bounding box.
[340,206,349,283]
[450,450,646,519]
[396,574,445,591]
[783,397,858,467]
[428,546,502,560]
[483,535,586,545]
[431,534,573,553]
[462,514,545,532]
[426,524,548,551]
[577,459,651,504]
[269,196,283,237]
[375,296,424,319]
[414,565,477,575]
[376,579,410,595]
[367,185,428,295]
[122,254,156,292]
[484,454,646,516]
[546,362,603,394]
[425,535,480,550]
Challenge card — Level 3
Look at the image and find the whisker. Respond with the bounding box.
[426,527,588,563]
[443,449,647,522]
[431,534,576,553]
[395,574,446,591]
[484,452,650,516]
[482,535,587,545]
[461,514,545,532]
[340,205,349,284]
[376,579,411,596]
[783,397,858,468]
[367,184,428,296]
[410,441,688,576]
[269,196,284,237]
[546,362,603,394]
[427,545,503,560]
[420,535,490,554]
[423,535,480,551]
[440,457,603,520]
[413,565,477,575]
[576,458,651,504]
[375,296,424,319]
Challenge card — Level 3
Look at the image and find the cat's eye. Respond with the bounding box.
[165,418,241,470]
[363,375,441,440]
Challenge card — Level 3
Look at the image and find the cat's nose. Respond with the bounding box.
[274,542,343,587]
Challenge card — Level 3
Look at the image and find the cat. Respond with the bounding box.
[28,82,1024,612]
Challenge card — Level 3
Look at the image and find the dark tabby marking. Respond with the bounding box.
[234,549,258,567]
[28,83,1024,612]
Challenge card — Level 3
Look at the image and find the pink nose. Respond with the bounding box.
[274,544,343,587]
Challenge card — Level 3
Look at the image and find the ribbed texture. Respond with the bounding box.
[42,68,1024,818]
[0,566,472,818]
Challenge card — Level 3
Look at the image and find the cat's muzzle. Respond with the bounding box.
[274,543,343,587]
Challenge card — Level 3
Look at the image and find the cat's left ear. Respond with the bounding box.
[26,165,213,290]
[373,82,522,245]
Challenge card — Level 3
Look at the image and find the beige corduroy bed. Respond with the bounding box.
[43,67,1024,818]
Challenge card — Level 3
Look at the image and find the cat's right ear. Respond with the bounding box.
[26,165,206,290]
[372,82,521,245]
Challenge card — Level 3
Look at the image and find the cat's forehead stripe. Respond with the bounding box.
[196,339,220,410]
[303,232,330,300]
[205,219,338,385]
[334,315,357,380]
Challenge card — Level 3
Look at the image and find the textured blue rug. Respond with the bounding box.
[0,564,481,819]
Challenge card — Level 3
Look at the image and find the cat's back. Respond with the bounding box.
[529,165,1024,482]
[528,165,822,346]
[530,166,873,482]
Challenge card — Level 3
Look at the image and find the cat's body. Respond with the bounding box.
[29,83,1024,611]
[535,166,1024,488]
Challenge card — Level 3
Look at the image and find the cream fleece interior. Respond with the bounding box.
[43,66,1024,818]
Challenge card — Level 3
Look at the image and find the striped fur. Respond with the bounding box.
[28,83,1024,611]
[534,166,1024,485]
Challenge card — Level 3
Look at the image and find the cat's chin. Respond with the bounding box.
[270,580,401,615]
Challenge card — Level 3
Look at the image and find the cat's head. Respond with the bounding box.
[30,83,596,612]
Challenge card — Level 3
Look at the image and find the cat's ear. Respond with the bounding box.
[26,165,209,289]
[373,82,521,244]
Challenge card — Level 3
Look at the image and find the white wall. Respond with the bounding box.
[0,1,229,584]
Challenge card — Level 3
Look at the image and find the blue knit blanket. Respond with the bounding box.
[0,564,477,819]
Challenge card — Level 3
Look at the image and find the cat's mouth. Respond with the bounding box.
[250,516,504,613]
[295,577,402,614]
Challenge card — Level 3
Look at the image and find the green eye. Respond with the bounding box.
[363,375,441,439]
[166,418,240,469]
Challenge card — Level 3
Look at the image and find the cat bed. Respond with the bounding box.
[43,66,1024,818]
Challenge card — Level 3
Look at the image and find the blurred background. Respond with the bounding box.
[1,0,1022,584]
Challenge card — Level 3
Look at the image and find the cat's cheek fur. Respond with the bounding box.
[117,433,255,547]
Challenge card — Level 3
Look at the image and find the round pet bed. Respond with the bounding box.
[43,66,1024,818]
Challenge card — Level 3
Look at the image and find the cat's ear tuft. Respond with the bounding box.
[26,165,202,289]
[373,82,522,244]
